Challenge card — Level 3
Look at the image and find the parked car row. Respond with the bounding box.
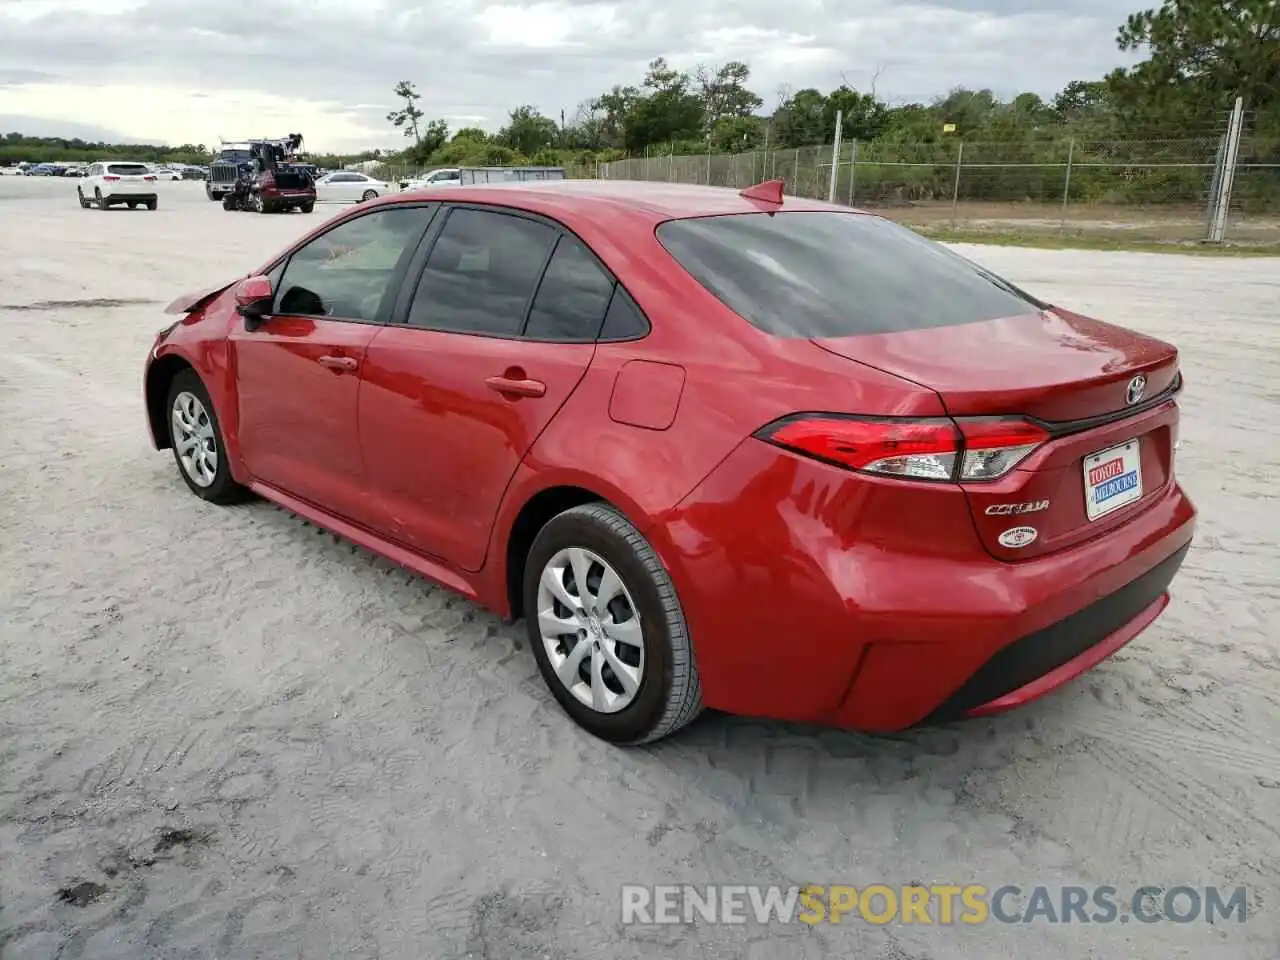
[2,161,208,179]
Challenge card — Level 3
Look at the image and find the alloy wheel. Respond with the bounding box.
[171,391,218,487]
[536,547,645,713]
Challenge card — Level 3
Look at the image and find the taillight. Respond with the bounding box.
[144,175,156,181]
[103,175,120,181]
[955,417,1050,480]
[757,415,1049,482]
[759,416,960,481]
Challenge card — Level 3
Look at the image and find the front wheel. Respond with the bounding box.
[165,370,250,504]
[523,503,703,744]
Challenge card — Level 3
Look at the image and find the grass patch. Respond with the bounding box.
[908,225,1280,257]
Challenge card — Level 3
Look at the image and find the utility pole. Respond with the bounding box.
[1207,96,1245,243]
[827,109,843,203]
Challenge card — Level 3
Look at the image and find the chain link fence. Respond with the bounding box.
[569,137,1280,246]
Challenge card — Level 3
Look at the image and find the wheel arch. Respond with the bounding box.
[145,353,195,450]
[503,485,607,621]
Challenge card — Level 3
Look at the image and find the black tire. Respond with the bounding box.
[77,188,90,209]
[522,503,703,744]
[127,201,138,209]
[95,188,108,210]
[146,198,158,211]
[360,190,377,202]
[206,186,218,201]
[164,369,251,505]
[222,196,236,211]
[299,201,315,213]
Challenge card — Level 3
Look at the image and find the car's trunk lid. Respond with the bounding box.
[810,307,1180,423]
[812,308,1182,560]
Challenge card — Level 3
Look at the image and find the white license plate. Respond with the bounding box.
[1083,439,1142,521]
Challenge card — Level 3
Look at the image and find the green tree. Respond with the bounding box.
[695,61,764,129]
[1107,0,1280,129]
[498,105,559,156]
[825,85,889,140]
[405,119,450,163]
[933,87,1000,135]
[710,116,764,152]
[773,88,828,147]
[622,59,704,151]
[387,80,425,142]
[1053,80,1111,121]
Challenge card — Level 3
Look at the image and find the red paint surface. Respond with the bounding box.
[608,360,686,430]
[144,181,1197,732]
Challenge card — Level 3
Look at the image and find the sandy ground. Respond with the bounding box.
[1,176,1278,960]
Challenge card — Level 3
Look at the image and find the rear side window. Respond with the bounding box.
[656,212,1044,338]
[524,236,615,341]
[406,208,557,335]
[107,163,149,176]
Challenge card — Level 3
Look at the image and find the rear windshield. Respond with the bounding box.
[107,163,150,176]
[656,211,1044,338]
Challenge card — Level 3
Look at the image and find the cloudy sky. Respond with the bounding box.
[0,0,1150,152]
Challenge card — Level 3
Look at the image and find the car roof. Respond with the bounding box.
[389,178,857,226]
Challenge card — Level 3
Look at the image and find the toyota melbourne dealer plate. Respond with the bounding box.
[1084,439,1142,521]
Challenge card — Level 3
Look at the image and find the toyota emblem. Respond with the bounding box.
[1125,375,1147,405]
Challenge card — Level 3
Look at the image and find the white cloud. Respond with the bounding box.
[0,0,1148,152]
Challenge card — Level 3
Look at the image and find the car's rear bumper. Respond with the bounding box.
[923,542,1186,721]
[650,438,1197,732]
[104,192,157,202]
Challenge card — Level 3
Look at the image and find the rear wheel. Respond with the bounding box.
[360,189,377,202]
[95,188,108,210]
[146,198,158,211]
[222,196,236,211]
[165,370,250,505]
[77,188,90,209]
[299,201,315,213]
[523,503,703,744]
[127,201,138,209]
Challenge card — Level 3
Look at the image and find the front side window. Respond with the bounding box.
[275,207,433,322]
[656,211,1044,338]
[524,235,615,341]
[405,208,557,336]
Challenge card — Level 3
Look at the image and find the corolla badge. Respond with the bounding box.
[997,526,1038,549]
[985,500,1050,516]
[1126,374,1147,405]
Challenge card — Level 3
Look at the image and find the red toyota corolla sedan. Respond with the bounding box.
[143,179,1196,744]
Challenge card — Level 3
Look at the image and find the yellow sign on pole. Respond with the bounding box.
[942,123,957,133]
